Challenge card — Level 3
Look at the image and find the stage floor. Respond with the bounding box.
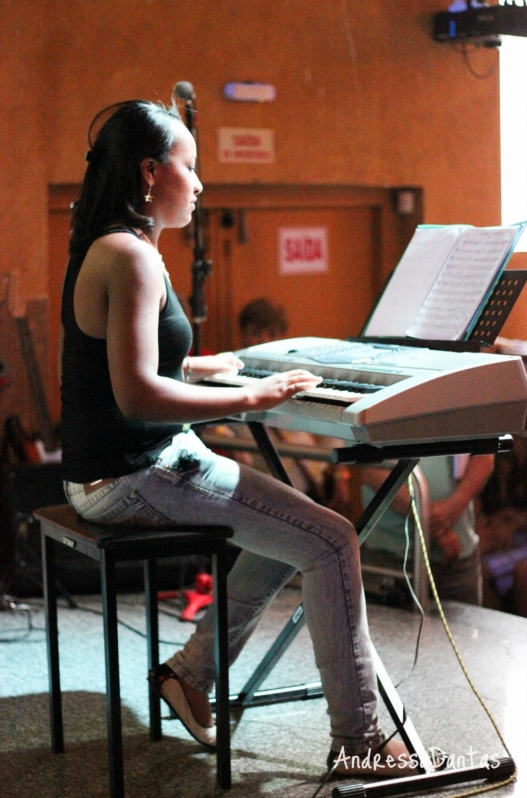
[0,583,525,797]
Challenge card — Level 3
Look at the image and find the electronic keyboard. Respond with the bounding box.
[201,337,527,445]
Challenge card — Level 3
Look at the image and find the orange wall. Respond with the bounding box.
[0,1,508,427]
[2,1,502,306]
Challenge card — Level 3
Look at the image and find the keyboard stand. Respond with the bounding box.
[226,422,514,789]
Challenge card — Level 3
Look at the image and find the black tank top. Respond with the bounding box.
[61,228,192,482]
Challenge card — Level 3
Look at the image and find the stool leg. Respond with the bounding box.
[212,544,231,790]
[41,530,64,753]
[144,558,161,741]
[101,551,125,798]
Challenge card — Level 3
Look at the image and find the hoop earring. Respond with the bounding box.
[144,183,153,203]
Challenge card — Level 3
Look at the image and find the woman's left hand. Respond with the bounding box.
[186,351,244,381]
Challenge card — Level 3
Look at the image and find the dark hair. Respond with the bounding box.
[238,298,289,335]
[69,100,183,256]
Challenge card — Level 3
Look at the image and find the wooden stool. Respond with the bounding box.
[34,504,233,797]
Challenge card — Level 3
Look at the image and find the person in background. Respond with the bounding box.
[234,298,352,510]
[238,297,288,348]
[360,454,494,606]
[477,436,527,616]
[475,336,527,617]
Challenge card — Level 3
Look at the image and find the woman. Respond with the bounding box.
[61,99,413,777]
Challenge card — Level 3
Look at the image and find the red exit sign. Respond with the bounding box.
[279,227,328,274]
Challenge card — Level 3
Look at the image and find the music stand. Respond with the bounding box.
[352,270,527,354]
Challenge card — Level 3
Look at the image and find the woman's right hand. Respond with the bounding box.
[245,369,322,411]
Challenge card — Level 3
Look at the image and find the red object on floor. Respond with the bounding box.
[180,572,214,621]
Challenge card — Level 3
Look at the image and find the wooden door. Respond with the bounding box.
[203,205,378,353]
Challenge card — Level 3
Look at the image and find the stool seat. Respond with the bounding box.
[35,504,232,797]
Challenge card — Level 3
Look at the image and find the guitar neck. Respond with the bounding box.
[15,316,56,452]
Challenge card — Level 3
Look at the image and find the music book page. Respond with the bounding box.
[406,226,520,340]
[363,226,466,337]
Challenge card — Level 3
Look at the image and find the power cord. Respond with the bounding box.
[408,477,517,797]
[0,596,188,648]
[64,601,188,647]
[393,510,426,689]
[309,474,516,798]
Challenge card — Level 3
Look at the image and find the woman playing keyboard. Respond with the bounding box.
[60,97,415,779]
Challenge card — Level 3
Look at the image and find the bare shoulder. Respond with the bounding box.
[74,232,165,338]
[85,232,163,290]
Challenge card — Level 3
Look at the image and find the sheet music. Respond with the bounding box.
[407,226,519,340]
[362,226,464,336]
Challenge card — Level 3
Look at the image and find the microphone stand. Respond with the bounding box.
[175,82,212,358]
[171,83,214,622]
[190,200,212,358]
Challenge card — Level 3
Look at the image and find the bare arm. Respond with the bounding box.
[361,455,495,526]
[104,247,321,424]
[428,454,495,535]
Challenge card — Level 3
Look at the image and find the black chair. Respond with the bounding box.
[34,504,233,797]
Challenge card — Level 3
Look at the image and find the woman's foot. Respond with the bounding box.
[148,663,216,749]
[327,738,419,778]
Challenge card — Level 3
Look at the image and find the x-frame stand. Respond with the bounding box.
[226,421,516,796]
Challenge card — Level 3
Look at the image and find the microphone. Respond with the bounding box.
[173,81,197,134]
[174,81,195,102]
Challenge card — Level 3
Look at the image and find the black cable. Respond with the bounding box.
[0,627,46,643]
[460,43,500,79]
[0,596,189,647]
[310,760,339,798]
[394,504,425,689]
[0,601,46,642]
[66,602,188,647]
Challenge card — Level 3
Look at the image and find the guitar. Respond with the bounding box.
[15,315,57,453]
[4,272,58,456]
[3,414,42,463]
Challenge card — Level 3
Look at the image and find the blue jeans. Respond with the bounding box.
[65,429,383,753]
